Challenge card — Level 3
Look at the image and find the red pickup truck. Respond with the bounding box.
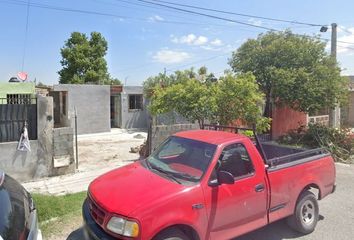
[83,126,336,240]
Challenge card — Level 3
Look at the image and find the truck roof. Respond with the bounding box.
[174,129,245,145]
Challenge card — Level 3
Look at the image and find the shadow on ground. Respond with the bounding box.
[235,215,324,240]
[67,228,87,240]
[233,220,302,240]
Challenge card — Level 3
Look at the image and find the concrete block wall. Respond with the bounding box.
[121,86,149,129]
[52,127,75,176]
[53,84,111,134]
[150,124,199,151]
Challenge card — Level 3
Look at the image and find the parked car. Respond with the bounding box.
[83,125,336,240]
[0,170,42,240]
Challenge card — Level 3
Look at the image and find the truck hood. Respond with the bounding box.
[88,161,187,217]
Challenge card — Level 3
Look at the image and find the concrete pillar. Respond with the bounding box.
[34,96,54,178]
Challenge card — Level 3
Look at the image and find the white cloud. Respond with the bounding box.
[148,15,164,22]
[210,38,223,46]
[180,34,197,44]
[194,36,208,45]
[153,49,191,64]
[248,18,262,26]
[171,34,209,46]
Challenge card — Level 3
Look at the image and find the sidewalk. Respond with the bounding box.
[23,128,146,195]
[23,163,130,195]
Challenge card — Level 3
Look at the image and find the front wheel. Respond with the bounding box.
[153,228,191,240]
[287,190,319,234]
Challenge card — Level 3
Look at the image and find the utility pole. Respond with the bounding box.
[329,23,340,128]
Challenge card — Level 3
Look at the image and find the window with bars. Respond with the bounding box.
[128,94,143,110]
[6,94,32,104]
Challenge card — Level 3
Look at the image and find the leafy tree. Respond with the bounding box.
[58,32,118,84]
[216,73,270,130]
[143,67,208,99]
[229,30,348,117]
[148,70,269,130]
[149,79,218,127]
[105,74,122,85]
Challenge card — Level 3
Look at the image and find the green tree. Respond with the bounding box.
[58,32,118,84]
[143,67,208,99]
[229,30,348,117]
[216,73,270,130]
[149,79,218,127]
[148,70,269,130]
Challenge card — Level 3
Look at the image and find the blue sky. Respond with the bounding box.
[1,0,354,85]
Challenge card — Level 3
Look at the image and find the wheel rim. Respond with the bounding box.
[301,200,315,225]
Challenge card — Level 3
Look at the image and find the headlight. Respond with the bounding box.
[106,217,139,237]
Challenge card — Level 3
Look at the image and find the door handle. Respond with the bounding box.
[255,183,265,192]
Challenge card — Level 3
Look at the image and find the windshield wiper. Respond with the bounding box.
[149,162,182,184]
[170,172,199,182]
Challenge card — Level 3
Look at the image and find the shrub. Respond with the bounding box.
[278,124,354,163]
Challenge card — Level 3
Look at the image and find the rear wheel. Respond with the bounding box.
[153,228,191,240]
[287,190,319,234]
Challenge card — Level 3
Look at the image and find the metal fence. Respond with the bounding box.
[0,98,37,143]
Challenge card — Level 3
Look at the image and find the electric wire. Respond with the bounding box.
[21,0,30,71]
[148,0,324,27]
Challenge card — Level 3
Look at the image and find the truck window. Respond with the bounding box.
[218,143,255,178]
[147,136,217,182]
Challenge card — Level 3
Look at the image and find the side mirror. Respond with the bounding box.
[208,171,235,187]
[218,171,235,184]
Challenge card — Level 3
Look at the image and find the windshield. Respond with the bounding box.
[147,136,217,183]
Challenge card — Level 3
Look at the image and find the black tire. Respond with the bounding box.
[153,228,191,240]
[287,190,319,234]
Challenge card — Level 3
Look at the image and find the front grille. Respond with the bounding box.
[88,196,107,227]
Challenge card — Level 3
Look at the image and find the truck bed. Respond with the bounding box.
[261,142,329,168]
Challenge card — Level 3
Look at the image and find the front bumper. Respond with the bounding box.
[82,199,117,240]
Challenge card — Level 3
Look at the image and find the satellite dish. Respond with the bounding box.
[9,77,20,82]
[17,72,28,81]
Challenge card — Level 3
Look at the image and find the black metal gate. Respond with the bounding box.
[0,98,37,142]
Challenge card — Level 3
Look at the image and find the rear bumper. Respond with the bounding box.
[82,199,117,240]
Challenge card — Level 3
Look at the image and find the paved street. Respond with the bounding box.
[66,163,354,240]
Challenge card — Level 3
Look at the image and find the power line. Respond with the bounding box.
[135,0,354,46]
[166,52,231,72]
[135,0,277,32]
[0,0,262,31]
[1,0,129,18]
[148,0,324,27]
[21,0,30,71]
[337,44,354,51]
[337,40,354,45]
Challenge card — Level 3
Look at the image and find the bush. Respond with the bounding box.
[278,124,354,163]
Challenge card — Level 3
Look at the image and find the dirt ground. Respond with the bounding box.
[76,128,147,172]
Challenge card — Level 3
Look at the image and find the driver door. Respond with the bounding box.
[203,142,268,240]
